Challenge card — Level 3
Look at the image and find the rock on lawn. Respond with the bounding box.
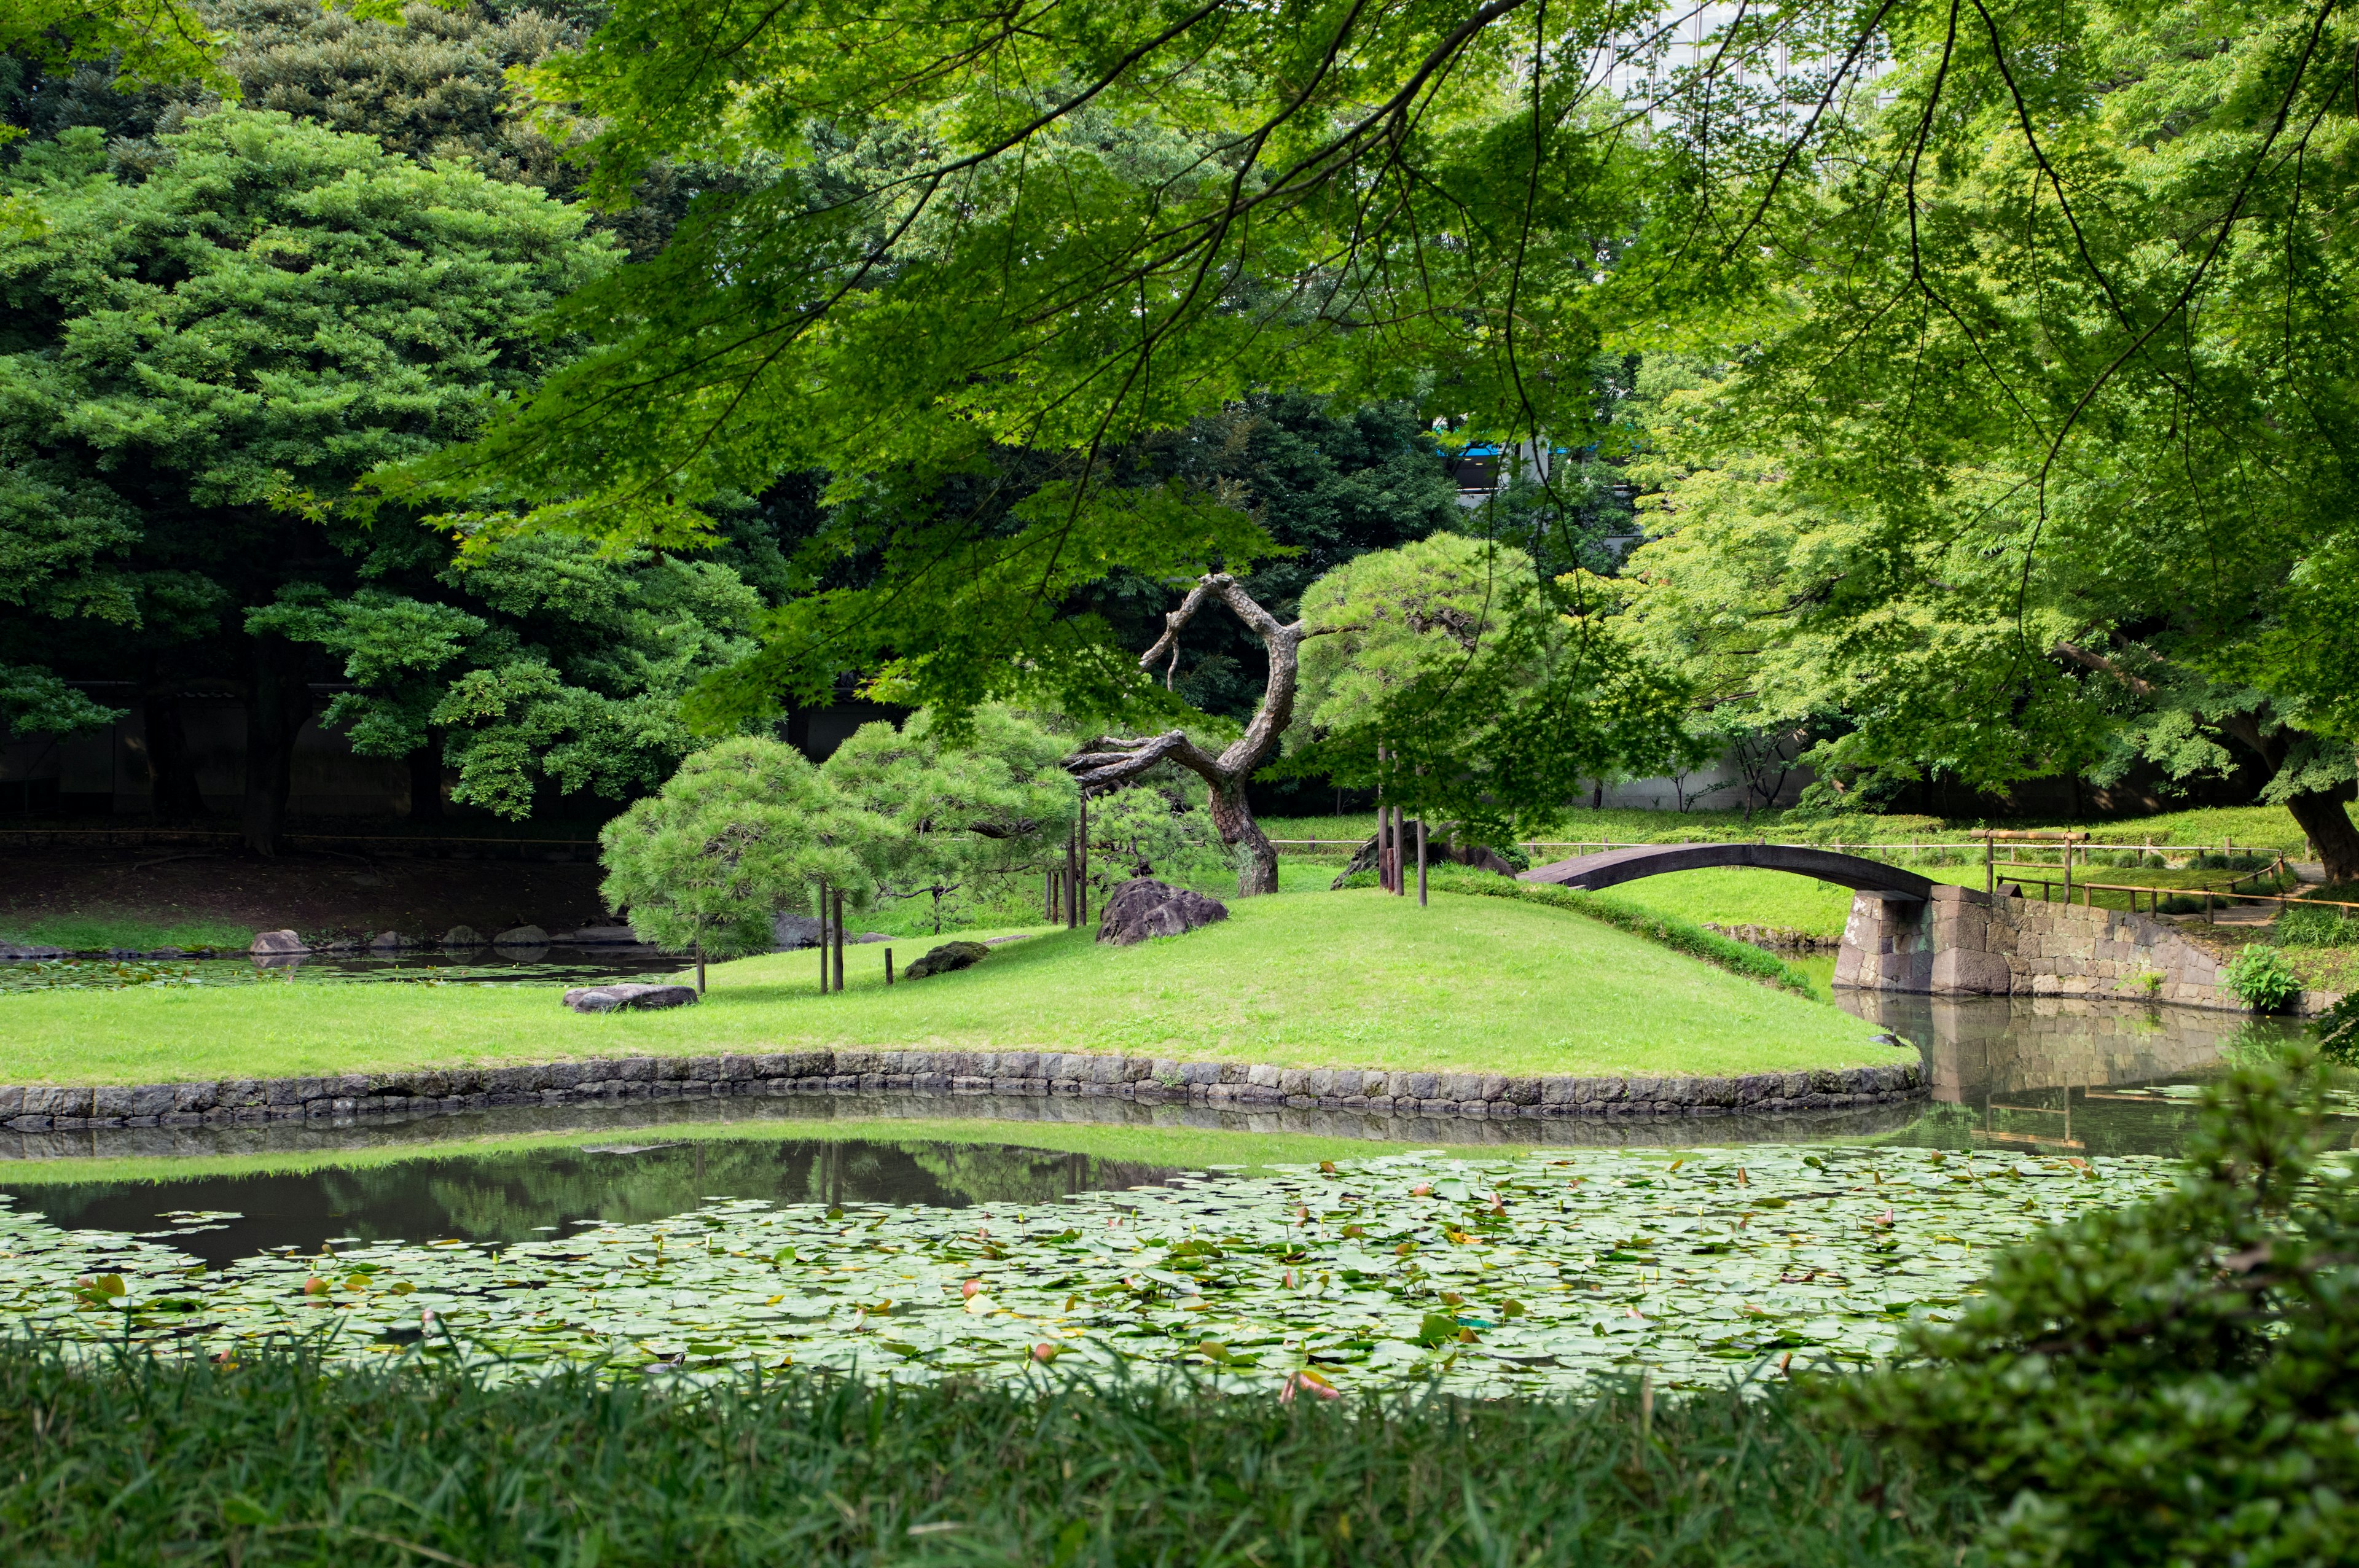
[563,983,698,1013]
[1097,878,1228,946]
[902,941,991,978]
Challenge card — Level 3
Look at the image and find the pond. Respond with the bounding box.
[0,946,687,994]
[0,992,2345,1397]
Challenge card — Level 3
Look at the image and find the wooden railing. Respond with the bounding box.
[1996,875,2359,918]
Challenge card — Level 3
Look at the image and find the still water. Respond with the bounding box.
[0,993,2338,1261]
[0,946,687,994]
[0,1137,1182,1264]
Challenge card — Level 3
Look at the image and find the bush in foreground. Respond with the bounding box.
[0,1351,1968,1566]
[1823,1045,2358,1566]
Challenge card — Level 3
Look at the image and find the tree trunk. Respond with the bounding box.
[241,633,313,856]
[407,744,445,823]
[140,666,205,824]
[1208,778,1278,895]
[2283,790,2359,886]
[1063,573,1316,899]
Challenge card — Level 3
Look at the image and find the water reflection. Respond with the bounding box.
[1839,990,2314,1158]
[0,946,687,994]
[0,1137,1179,1265]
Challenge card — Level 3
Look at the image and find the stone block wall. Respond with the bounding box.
[1836,884,2336,1013]
[0,1048,1928,1133]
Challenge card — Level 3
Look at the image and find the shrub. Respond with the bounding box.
[600,739,881,985]
[2312,992,2359,1065]
[1818,1045,2359,1566]
[2275,903,2359,948]
[2222,943,2303,1012]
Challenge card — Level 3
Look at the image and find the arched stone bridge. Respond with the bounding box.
[1519,842,1936,901]
[1515,842,2246,1006]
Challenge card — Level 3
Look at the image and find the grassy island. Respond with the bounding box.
[1,889,1887,1086]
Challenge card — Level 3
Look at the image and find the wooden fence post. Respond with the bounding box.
[1415,814,1428,907]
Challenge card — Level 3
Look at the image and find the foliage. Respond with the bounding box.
[2310,994,2359,1066]
[0,0,240,101]
[370,0,1680,724]
[1618,1,2359,868]
[820,707,1078,934]
[1336,865,1816,997]
[599,738,877,964]
[2223,944,2304,1014]
[1289,536,1701,840]
[1086,776,1229,894]
[1,0,743,262]
[1820,1046,2359,1567]
[0,1346,1978,1568]
[0,103,800,821]
[2274,903,2359,949]
[253,539,774,818]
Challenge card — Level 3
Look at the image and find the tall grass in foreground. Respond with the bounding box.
[0,1348,1971,1566]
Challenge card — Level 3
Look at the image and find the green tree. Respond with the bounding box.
[1617,2,2359,871]
[374,0,1668,730]
[598,737,878,989]
[0,106,616,846]
[2,0,743,263]
[359,0,2359,881]
[1289,535,1700,840]
[820,707,1078,934]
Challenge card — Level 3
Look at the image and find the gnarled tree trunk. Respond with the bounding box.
[2283,790,2359,886]
[1066,573,1330,897]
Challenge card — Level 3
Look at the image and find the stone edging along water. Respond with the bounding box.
[0,1048,1925,1132]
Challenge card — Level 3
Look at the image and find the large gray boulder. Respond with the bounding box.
[563,983,698,1013]
[772,913,825,950]
[902,940,990,978]
[1097,878,1228,946]
[493,924,550,949]
[775,915,891,950]
[250,929,309,956]
[566,925,645,946]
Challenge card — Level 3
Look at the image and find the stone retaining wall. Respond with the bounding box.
[1836,884,2338,1013]
[0,1048,1925,1133]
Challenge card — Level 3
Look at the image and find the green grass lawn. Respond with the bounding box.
[0,889,1887,1085]
[0,1349,1970,1568]
[0,915,255,952]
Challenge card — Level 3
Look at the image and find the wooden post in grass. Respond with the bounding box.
[832,888,845,991]
[817,879,830,993]
[885,948,894,985]
[1416,814,1428,906]
[1387,749,1405,896]
[1078,792,1089,926]
[1065,826,1079,930]
[694,938,705,995]
[1046,868,1056,923]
